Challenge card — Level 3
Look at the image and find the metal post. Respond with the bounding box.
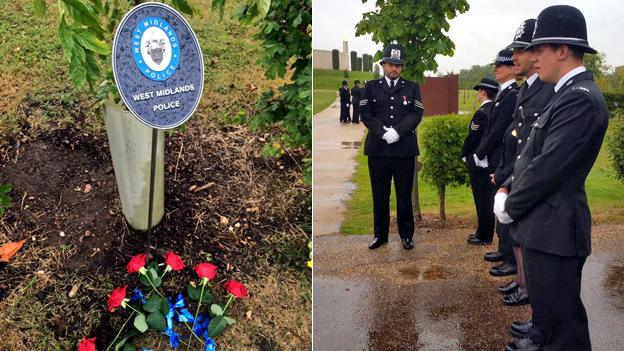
[146,128,158,263]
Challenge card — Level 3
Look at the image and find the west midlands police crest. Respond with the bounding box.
[132,16,181,81]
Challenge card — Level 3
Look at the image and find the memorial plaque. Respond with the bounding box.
[112,2,204,129]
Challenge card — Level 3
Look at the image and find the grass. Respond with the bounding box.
[341,116,624,234]
[459,89,479,113]
[312,69,375,114]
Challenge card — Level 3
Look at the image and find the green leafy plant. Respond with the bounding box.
[0,184,12,216]
[356,0,470,81]
[607,116,624,181]
[32,0,194,107]
[420,115,470,221]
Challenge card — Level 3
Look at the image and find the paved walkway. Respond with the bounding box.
[312,98,366,237]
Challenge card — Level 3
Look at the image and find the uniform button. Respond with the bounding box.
[518,123,522,127]
[512,176,515,181]
[518,139,522,144]
[390,115,394,118]
[390,106,394,109]
[391,97,394,100]
[517,155,521,160]
[534,113,538,116]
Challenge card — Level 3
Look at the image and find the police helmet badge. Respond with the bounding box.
[391,48,401,59]
[515,22,526,40]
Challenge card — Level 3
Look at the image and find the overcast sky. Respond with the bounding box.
[312,0,624,74]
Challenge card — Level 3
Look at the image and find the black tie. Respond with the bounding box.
[390,80,395,89]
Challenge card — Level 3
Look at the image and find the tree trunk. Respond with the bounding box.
[412,156,422,221]
[438,185,446,222]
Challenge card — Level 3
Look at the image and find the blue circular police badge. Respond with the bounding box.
[132,17,180,81]
[112,2,204,129]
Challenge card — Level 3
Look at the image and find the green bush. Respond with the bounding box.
[603,92,624,115]
[332,49,339,70]
[607,117,624,181]
[420,114,470,220]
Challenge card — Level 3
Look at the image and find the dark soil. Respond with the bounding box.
[0,117,311,346]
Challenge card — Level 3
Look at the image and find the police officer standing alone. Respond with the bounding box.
[359,43,424,250]
[351,80,363,123]
[495,5,609,350]
[339,80,351,123]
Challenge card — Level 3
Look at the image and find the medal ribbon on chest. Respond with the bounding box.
[403,96,408,105]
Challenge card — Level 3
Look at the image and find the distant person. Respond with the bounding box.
[359,43,424,250]
[339,80,351,123]
[496,6,608,350]
[461,77,498,253]
[351,80,363,123]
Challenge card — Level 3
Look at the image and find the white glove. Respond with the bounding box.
[493,192,513,224]
[382,126,400,144]
[462,156,466,163]
[473,154,489,168]
[346,103,350,107]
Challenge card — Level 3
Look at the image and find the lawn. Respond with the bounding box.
[459,89,479,114]
[0,1,311,350]
[312,69,376,114]
[341,116,624,234]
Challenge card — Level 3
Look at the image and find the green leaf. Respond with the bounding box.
[133,313,148,333]
[160,296,170,315]
[257,0,270,17]
[146,311,166,332]
[122,343,137,351]
[138,273,152,287]
[143,295,161,313]
[200,291,214,304]
[33,0,46,16]
[58,15,75,62]
[171,0,193,15]
[224,316,236,326]
[62,0,105,33]
[209,304,223,317]
[74,28,110,55]
[207,316,227,337]
[148,268,162,287]
[187,284,200,301]
[69,51,87,88]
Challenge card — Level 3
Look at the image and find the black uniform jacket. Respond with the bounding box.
[351,86,362,106]
[339,87,351,106]
[359,77,424,157]
[494,78,555,187]
[474,82,519,170]
[461,101,493,171]
[505,71,609,257]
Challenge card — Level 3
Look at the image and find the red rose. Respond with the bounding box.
[223,280,248,299]
[107,285,127,312]
[194,263,218,281]
[164,251,185,271]
[126,254,147,273]
[78,337,96,351]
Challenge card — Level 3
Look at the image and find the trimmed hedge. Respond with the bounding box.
[607,117,624,181]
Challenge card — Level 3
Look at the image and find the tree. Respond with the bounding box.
[350,51,358,71]
[585,51,610,79]
[459,64,494,90]
[363,54,373,72]
[357,57,363,71]
[373,64,380,79]
[420,115,470,220]
[332,49,340,70]
[356,0,470,81]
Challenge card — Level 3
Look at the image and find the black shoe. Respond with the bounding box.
[502,289,529,306]
[467,233,477,240]
[484,251,504,262]
[497,280,519,294]
[402,238,414,250]
[505,337,543,351]
[490,262,517,276]
[467,236,492,245]
[368,237,388,250]
[510,320,532,338]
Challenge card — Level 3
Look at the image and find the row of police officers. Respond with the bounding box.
[339,80,364,123]
[359,4,608,351]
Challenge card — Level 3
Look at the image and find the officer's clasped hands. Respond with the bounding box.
[382,126,400,144]
[494,192,513,224]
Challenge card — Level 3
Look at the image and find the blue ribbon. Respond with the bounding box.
[204,337,217,351]
[130,288,146,304]
[172,293,194,323]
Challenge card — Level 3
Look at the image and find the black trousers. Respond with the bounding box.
[468,169,496,242]
[368,156,415,240]
[340,105,350,122]
[352,105,360,123]
[523,247,591,350]
[497,222,517,264]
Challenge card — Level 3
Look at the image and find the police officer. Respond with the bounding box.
[461,78,498,249]
[495,5,609,350]
[359,43,424,250]
[467,49,519,258]
[351,80,363,123]
[497,19,555,308]
[339,80,351,123]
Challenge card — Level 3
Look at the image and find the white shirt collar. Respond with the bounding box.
[385,75,399,87]
[480,99,492,108]
[554,66,586,92]
[499,79,516,92]
[526,73,539,87]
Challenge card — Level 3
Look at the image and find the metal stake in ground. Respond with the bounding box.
[146,128,158,263]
